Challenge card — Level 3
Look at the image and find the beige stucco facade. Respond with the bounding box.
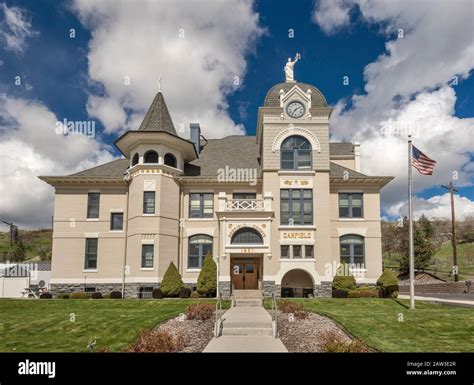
[40,80,392,298]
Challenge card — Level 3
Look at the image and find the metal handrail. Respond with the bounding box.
[214,292,223,337]
[231,283,235,307]
[271,292,278,338]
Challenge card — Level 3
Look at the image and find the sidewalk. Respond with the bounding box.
[398,294,474,308]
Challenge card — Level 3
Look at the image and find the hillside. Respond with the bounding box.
[0,229,52,262]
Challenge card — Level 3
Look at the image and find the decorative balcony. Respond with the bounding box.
[217,192,273,213]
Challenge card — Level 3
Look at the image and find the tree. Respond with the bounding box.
[159,262,184,297]
[399,224,436,274]
[11,239,26,262]
[196,253,217,297]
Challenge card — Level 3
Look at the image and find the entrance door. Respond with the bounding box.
[231,260,258,290]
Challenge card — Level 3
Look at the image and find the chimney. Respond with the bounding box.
[190,123,201,155]
[354,142,361,172]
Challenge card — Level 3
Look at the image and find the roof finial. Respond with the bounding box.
[158,75,162,92]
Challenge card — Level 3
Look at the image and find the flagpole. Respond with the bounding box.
[408,135,415,309]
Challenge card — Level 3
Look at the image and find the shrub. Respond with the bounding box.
[126,329,187,352]
[332,275,356,291]
[190,291,200,299]
[56,293,70,299]
[347,290,361,298]
[184,303,214,320]
[320,330,370,353]
[196,253,217,297]
[332,289,349,298]
[91,292,103,299]
[152,288,164,299]
[277,301,308,319]
[357,288,380,298]
[70,292,90,299]
[109,291,122,299]
[39,292,53,299]
[377,269,399,298]
[160,262,184,297]
[179,288,192,298]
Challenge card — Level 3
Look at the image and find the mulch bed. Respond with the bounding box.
[274,310,352,352]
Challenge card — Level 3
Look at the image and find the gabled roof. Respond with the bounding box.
[68,159,130,178]
[137,91,177,134]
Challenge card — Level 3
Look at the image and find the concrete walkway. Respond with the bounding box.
[203,291,287,352]
[398,294,474,308]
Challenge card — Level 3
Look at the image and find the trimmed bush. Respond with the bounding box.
[126,329,186,353]
[332,275,356,291]
[39,292,53,299]
[56,293,70,299]
[160,262,184,297]
[179,288,191,299]
[377,269,399,298]
[152,288,164,299]
[357,288,380,298]
[91,292,103,299]
[190,291,200,299]
[347,290,361,298]
[332,289,349,298]
[109,291,122,299]
[196,253,217,297]
[70,292,90,299]
[184,303,214,320]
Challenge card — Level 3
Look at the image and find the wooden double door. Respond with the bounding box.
[231,258,259,290]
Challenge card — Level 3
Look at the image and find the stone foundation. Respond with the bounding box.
[263,281,281,298]
[49,282,161,299]
[314,281,332,297]
[218,281,231,298]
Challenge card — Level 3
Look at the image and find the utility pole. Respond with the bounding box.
[441,180,459,282]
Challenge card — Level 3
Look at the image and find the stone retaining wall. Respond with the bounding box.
[399,281,471,294]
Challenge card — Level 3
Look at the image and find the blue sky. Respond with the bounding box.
[0,0,473,228]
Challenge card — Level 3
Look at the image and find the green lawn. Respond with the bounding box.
[0,299,227,352]
[271,298,474,352]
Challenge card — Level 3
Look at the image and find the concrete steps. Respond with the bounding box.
[235,298,262,307]
[233,289,262,299]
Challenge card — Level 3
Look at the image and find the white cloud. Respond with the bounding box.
[0,2,38,54]
[72,0,264,138]
[313,0,474,215]
[312,0,351,34]
[387,193,474,220]
[0,96,116,228]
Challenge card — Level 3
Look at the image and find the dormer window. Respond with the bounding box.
[164,153,177,168]
[144,150,158,163]
[131,153,139,166]
[280,135,312,170]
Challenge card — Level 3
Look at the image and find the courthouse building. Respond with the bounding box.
[40,65,393,298]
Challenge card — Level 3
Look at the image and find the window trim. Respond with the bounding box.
[230,228,264,245]
[189,193,214,219]
[143,191,156,214]
[110,212,124,231]
[143,150,159,164]
[280,189,313,225]
[280,244,315,260]
[164,153,177,168]
[141,244,154,268]
[339,193,364,218]
[340,234,365,265]
[87,192,100,219]
[280,135,312,170]
[84,238,98,270]
[188,234,213,269]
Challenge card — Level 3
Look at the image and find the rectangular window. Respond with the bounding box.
[304,245,314,259]
[84,238,98,270]
[281,245,290,259]
[143,192,155,214]
[339,193,363,218]
[293,245,302,259]
[110,212,123,230]
[189,193,214,218]
[138,286,154,299]
[141,244,154,268]
[280,189,313,225]
[84,287,96,293]
[87,193,100,219]
[233,192,257,200]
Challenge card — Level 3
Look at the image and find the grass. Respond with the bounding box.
[0,298,229,352]
[269,298,474,352]
[0,229,53,261]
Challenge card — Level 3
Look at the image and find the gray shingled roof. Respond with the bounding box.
[68,159,129,178]
[329,142,354,156]
[137,91,177,134]
[185,136,260,176]
[329,162,368,178]
[64,139,358,179]
[264,82,327,108]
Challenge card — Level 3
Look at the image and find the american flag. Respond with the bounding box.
[412,145,436,175]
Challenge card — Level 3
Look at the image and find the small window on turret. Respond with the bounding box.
[164,153,177,168]
[132,153,139,166]
[144,150,158,163]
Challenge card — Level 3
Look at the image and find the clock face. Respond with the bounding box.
[286,101,305,118]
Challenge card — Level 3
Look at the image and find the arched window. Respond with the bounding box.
[340,235,365,265]
[144,150,158,163]
[188,235,213,269]
[231,228,263,245]
[164,153,177,168]
[280,135,312,170]
[131,153,139,166]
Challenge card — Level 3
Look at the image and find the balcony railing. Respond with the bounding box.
[227,199,265,211]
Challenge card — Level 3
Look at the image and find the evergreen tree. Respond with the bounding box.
[159,262,184,297]
[11,239,26,262]
[196,252,217,297]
